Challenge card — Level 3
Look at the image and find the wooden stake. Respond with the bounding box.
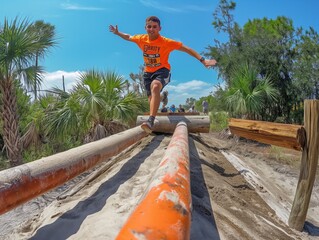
[288,100,319,230]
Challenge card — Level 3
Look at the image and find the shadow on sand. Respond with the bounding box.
[31,136,164,240]
[189,138,221,240]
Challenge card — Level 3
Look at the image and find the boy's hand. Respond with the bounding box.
[203,59,217,68]
[109,25,119,34]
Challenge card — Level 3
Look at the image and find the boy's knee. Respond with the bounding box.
[151,80,162,93]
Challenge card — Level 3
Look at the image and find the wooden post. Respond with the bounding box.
[288,100,319,230]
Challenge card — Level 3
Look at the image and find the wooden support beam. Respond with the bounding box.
[289,100,319,231]
[136,115,210,133]
[228,118,303,151]
[116,122,191,239]
[143,112,200,116]
[0,126,148,215]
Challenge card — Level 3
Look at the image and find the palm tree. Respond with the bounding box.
[0,17,57,166]
[45,70,148,143]
[226,63,279,119]
[28,20,56,101]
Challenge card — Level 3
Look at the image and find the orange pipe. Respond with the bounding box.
[0,126,147,215]
[116,121,191,240]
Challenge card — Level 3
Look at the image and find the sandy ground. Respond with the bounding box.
[1,132,319,239]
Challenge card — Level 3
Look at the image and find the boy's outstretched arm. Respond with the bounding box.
[178,45,217,68]
[109,25,132,41]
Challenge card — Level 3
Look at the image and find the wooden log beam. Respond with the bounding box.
[136,115,210,133]
[0,126,148,215]
[289,100,319,231]
[116,122,191,239]
[228,118,303,151]
[143,112,200,116]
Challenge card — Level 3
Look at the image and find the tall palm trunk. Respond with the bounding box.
[34,53,39,101]
[0,77,22,166]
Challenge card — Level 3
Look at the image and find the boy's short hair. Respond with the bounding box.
[146,16,161,26]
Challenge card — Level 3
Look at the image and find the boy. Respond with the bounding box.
[109,16,217,133]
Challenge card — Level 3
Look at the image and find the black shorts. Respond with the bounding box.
[143,67,171,96]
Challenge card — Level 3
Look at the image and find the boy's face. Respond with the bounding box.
[145,20,161,39]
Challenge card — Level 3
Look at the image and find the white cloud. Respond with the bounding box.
[165,79,215,106]
[60,3,106,11]
[169,80,210,92]
[41,70,83,91]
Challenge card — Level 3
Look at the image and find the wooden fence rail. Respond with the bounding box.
[228,118,304,151]
[228,100,319,231]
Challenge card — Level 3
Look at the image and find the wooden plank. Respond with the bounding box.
[136,115,210,133]
[228,118,303,151]
[289,100,319,231]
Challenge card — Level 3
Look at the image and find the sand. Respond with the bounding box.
[1,132,318,239]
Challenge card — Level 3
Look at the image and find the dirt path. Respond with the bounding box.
[1,133,318,239]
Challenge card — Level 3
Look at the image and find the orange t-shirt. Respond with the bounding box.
[130,34,182,73]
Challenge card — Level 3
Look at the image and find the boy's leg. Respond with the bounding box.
[141,68,170,133]
[141,80,162,133]
[149,80,162,117]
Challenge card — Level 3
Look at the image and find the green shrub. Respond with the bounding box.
[209,111,229,132]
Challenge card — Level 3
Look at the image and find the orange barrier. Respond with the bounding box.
[116,121,191,240]
[0,126,147,215]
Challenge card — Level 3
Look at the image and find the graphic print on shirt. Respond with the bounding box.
[143,45,161,68]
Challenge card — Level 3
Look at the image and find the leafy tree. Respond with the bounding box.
[208,1,300,122]
[207,0,319,124]
[185,97,197,111]
[225,63,279,119]
[210,84,228,111]
[208,0,239,84]
[293,27,319,100]
[45,70,148,143]
[212,0,236,37]
[0,17,56,166]
[242,17,296,121]
[21,93,57,150]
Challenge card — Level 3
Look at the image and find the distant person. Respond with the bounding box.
[109,16,217,133]
[161,106,168,112]
[189,105,197,113]
[202,100,209,114]
[178,104,185,112]
[169,104,176,113]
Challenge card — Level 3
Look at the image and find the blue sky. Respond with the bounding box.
[1,0,318,106]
